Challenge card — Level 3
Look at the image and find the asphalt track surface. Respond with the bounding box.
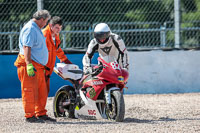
[0,93,200,133]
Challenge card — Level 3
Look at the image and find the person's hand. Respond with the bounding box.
[123,67,128,71]
[84,67,93,75]
[63,59,72,64]
[26,63,36,77]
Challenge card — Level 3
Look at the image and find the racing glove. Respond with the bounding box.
[123,64,129,71]
[123,67,128,71]
[84,67,93,75]
[27,63,36,77]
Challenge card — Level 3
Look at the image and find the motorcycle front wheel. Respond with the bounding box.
[53,85,76,118]
[106,90,125,122]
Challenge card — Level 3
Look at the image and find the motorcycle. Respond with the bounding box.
[53,56,129,122]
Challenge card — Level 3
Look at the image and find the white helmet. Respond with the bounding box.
[94,23,111,44]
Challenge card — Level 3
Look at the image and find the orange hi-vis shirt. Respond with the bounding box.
[42,25,69,76]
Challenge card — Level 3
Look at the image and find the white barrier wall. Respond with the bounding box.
[126,50,200,94]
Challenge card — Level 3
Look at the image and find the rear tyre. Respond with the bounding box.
[106,90,125,122]
[53,85,76,118]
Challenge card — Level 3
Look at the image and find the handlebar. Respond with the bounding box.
[84,64,103,76]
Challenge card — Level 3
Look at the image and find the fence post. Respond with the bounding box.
[160,26,166,48]
[37,0,43,10]
[174,0,181,48]
[89,26,93,44]
[9,34,13,51]
[63,33,66,49]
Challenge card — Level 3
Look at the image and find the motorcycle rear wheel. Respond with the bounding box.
[106,90,125,122]
[53,85,75,118]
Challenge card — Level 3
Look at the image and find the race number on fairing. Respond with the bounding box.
[111,62,120,70]
[88,110,96,115]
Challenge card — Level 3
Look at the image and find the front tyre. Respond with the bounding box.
[106,90,125,122]
[53,85,75,118]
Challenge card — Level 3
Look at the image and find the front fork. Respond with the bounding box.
[104,87,120,110]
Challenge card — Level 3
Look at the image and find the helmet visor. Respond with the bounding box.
[94,31,110,40]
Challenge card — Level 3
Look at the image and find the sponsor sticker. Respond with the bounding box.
[118,76,124,82]
[75,106,80,110]
[92,80,103,85]
[89,88,96,98]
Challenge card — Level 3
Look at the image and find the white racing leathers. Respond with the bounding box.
[83,33,129,72]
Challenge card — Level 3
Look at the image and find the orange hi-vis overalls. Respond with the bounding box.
[14,54,48,118]
[42,25,70,92]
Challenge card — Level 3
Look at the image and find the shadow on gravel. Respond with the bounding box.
[124,117,200,123]
[124,118,155,123]
[45,117,200,125]
[53,120,119,125]
[55,121,118,125]
[124,117,177,123]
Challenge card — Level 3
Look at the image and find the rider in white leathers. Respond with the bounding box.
[82,23,129,74]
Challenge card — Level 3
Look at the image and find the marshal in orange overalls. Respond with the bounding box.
[42,25,71,93]
[14,55,48,118]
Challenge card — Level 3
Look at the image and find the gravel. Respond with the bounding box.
[0,93,200,133]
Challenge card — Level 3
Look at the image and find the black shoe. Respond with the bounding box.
[25,116,45,123]
[38,115,56,122]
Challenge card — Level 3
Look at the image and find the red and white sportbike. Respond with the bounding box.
[53,56,129,122]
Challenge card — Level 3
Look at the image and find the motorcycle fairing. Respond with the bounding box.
[75,90,103,119]
[86,83,106,100]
